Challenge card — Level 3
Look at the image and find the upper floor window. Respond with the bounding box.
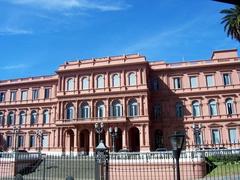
[82,77,89,90]
[66,78,74,91]
[209,99,218,116]
[66,104,74,120]
[0,92,5,102]
[153,105,161,120]
[111,100,122,117]
[10,91,17,102]
[176,102,183,118]
[225,98,234,115]
[96,101,105,118]
[19,111,26,125]
[206,75,214,87]
[212,129,221,144]
[21,90,28,101]
[223,73,231,86]
[228,128,237,144]
[43,110,49,124]
[44,88,51,99]
[173,77,181,89]
[7,111,15,125]
[32,89,39,100]
[0,112,4,126]
[96,75,104,89]
[31,110,37,125]
[128,72,136,86]
[80,102,90,119]
[112,74,120,87]
[189,76,198,88]
[128,99,138,117]
[192,100,201,117]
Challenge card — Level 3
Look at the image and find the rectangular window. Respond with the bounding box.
[229,128,237,144]
[21,91,28,101]
[223,73,231,86]
[18,136,24,147]
[42,135,48,148]
[212,129,221,144]
[10,91,17,102]
[0,92,5,102]
[190,76,198,88]
[29,135,35,148]
[44,88,50,99]
[206,75,214,87]
[32,89,39,100]
[173,77,181,89]
[154,105,161,120]
[6,136,12,148]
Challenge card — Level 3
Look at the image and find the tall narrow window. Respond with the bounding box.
[190,76,198,88]
[223,73,231,86]
[192,101,201,117]
[128,72,136,86]
[6,136,12,148]
[152,79,160,91]
[29,135,35,148]
[18,136,24,148]
[173,77,181,89]
[42,135,48,148]
[176,102,183,118]
[82,77,89,90]
[66,104,74,120]
[96,101,104,118]
[226,98,234,115]
[209,100,218,116]
[19,111,26,125]
[7,112,15,125]
[44,88,50,99]
[112,100,122,117]
[80,102,90,119]
[0,92,5,102]
[212,129,220,144]
[206,75,214,87]
[128,99,138,117]
[10,91,17,102]
[66,78,74,91]
[228,128,237,144]
[31,110,37,125]
[97,75,104,88]
[0,112,4,126]
[112,74,120,87]
[153,105,161,120]
[43,110,49,124]
[32,89,39,100]
[21,90,28,101]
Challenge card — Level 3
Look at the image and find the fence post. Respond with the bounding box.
[42,157,46,180]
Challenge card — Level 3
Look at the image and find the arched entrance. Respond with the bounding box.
[128,127,140,152]
[65,129,74,153]
[115,128,122,152]
[79,129,89,155]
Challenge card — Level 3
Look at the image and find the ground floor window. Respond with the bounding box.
[212,129,221,144]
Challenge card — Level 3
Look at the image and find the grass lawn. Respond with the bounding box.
[207,162,240,177]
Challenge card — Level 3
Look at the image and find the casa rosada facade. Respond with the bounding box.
[0,49,239,155]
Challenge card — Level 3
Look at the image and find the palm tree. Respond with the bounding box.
[220,5,240,42]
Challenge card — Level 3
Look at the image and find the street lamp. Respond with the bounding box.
[192,123,203,149]
[13,125,20,152]
[109,127,118,152]
[36,129,42,153]
[170,132,185,180]
[95,122,104,144]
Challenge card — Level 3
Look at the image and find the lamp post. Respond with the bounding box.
[36,130,42,153]
[170,133,185,180]
[95,122,104,144]
[13,125,20,152]
[192,123,203,149]
[109,127,118,152]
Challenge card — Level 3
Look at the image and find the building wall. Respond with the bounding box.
[0,49,239,154]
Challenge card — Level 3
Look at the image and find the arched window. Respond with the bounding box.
[30,110,37,125]
[80,102,90,119]
[0,112,4,126]
[66,104,74,120]
[7,112,15,125]
[226,98,234,115]
[19,111,26,125]
[209,100,218,116]
[128,72,136,86]
[96,101,104,118]
[111,100,122,117]
[66,78,74,91]
[176,102,183,118]
[43,110,49,124]
[112,74,120,87]
[192,101,200,117]
[128,99,138,117]
[96,75,104,88]
[82,77,89,90]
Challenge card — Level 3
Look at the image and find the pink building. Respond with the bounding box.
[0,49,239,155]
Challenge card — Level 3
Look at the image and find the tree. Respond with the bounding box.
[220,5,240,42]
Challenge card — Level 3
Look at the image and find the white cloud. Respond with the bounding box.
[0,64,29,70]
[5,0,129,11]
[0,27,32,35]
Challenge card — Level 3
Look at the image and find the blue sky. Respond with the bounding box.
[0,0,239,80]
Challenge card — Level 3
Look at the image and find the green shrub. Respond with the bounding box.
[206,154,240,164]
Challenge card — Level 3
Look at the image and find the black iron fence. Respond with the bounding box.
[0,149,240,180]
